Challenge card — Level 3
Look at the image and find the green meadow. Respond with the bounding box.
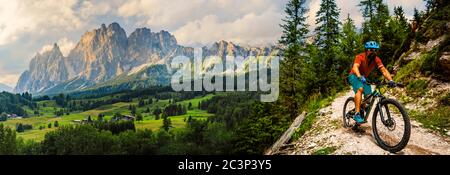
[2,94,215,142]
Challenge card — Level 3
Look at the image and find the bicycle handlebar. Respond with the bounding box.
[365,80,405,88]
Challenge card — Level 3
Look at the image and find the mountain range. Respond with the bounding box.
[14,22,278,95]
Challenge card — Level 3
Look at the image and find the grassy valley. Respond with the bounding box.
[1,91,214,142]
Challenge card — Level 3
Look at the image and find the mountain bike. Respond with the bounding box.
[343,80,411,153]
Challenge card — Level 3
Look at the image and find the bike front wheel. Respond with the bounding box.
[343,97,357,128]
[372,98,411,153]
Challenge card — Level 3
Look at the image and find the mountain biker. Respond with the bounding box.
[348,41,396,124]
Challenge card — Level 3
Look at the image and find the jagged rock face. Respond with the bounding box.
[202,40,273,58]
[126,28,187,69]
[15,44,69,92]
[14,22,275,94]
[439,52,450,77]
[67,22,128,82]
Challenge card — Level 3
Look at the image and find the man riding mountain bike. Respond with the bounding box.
[348,41,396,124]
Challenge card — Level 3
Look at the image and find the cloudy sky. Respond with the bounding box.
[0,0,425,87]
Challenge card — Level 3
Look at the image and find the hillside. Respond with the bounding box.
[274,90,450,155]
[271,3,450,155]
[1,88,214,142]
[0,92,36,117]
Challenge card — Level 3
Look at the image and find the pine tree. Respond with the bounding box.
[153,107,162,120]
[0,124,17,154]
[314,0,342,92]
[394,6,408,29]
[138,98,145,107]
[413,8,422,24]
[278,0,309,118]
[97,114,104,122]
[315,0,341,51]
[385,6,413,64]
[136,113,143,121]
[424,0,440,14]
[341,14,362,59]
[130,105,137,116]
[359,0,390,42]
[162,114,171,131]
[16,123,24,132]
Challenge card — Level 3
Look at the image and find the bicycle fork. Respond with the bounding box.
[377,98,395,129]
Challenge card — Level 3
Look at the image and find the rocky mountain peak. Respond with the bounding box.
[15,22,276,94]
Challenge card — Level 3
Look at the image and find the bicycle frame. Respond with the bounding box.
[361,84,387,122]
[343,81,410,153]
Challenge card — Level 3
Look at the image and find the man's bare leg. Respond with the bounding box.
[353,88,365,132]
[354,88,363,113]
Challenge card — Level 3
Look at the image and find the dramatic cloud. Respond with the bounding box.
[173,7,283,46]
[79,1,112,19]
[0,0,82,46]
[39,38,76,56]
[117,0,288,46]
[0,0,426,87]
[117,0,286,31]
[0,73,20,87]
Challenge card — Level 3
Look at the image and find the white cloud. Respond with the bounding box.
[0,0,428,89]
[117,0,287,31]
[117,0,287,46]
[0,73,20,87]
[0,0,83,46]
[79,0,112,19]
[39,44,54,55]
[174,6,283,46]
[57,38,76,56]
[39,37,75,56]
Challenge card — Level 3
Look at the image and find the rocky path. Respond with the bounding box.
[279,89,450,155]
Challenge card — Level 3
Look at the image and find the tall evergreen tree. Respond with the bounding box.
[278,0,309,118]
[388,6,414,63]
[0,124,17,154]
[315,0,341,52]
[359,0,390,42]
[162,114,171,131]
[394,6,409,29]
[314,0,343,92]
[341,14,362,66]
[392,6,410,39]
[413,8,422,24]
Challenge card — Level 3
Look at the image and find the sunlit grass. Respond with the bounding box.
[1,94,214,142]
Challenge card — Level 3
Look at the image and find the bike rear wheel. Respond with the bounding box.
[372,98,411,153]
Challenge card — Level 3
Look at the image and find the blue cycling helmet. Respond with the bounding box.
[365,41,380,50]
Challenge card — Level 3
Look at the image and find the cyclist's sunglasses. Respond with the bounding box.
[367,49,378,52]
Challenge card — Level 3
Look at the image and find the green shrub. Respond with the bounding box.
[291,113,317,141]
[420,49,439,76]
[0,124,17,155]
[395,54,424,83]
[406,79,428,97]
[312,147,337,155]
[440,93,450,106]
[410,107,450,134]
